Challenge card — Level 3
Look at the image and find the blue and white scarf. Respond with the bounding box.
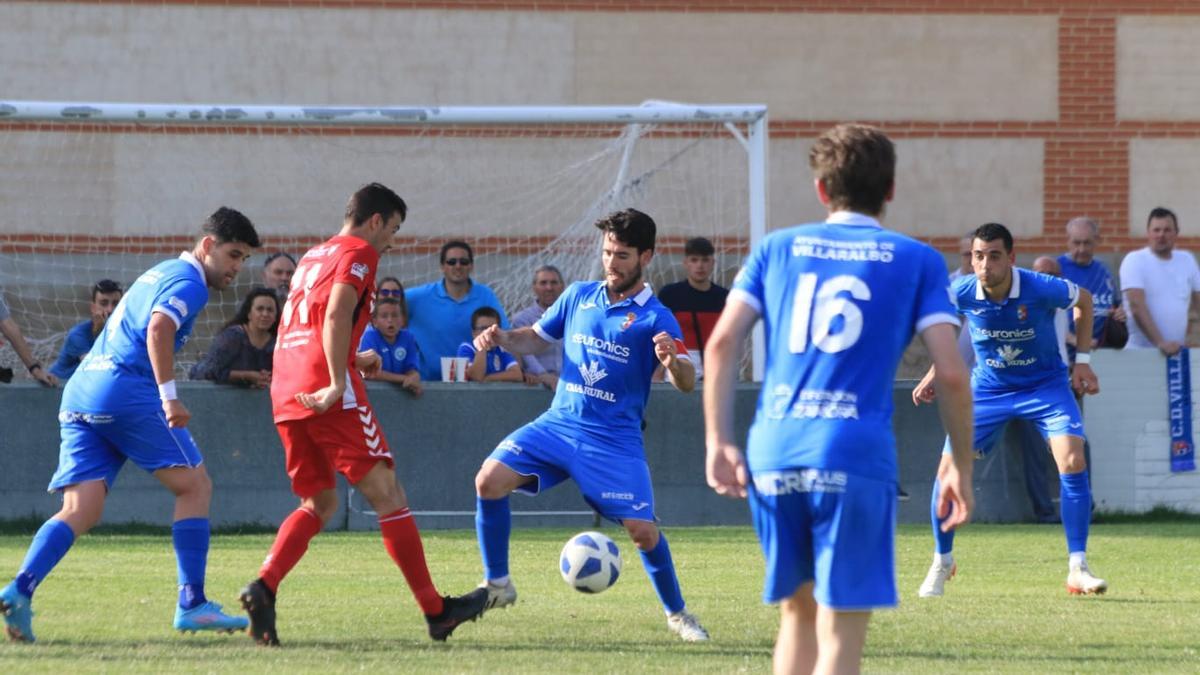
[1167,350,1196,473]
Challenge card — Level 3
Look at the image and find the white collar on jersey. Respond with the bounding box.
[975,266,1022,300]
[179,251,205,282]
[825,210,882,228]
[605,282,654,307]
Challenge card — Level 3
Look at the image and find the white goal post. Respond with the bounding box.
[0,100,768,379]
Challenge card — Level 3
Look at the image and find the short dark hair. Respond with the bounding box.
[471,306,500,329]
[91,279,122,301]
[684,237,715,257]
[594,208,657,253]
[345,182,408,228]
[440,240,474,264]
[1148,206,1178,230]
[202,207,261,248]
[373,296,403,316]
[263,251,296,268]
[224,286,280,332]
[378,275,402,289]
[808,124,895,216]
[972,222,1014,253]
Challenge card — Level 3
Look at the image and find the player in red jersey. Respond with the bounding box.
[239,183,487,645]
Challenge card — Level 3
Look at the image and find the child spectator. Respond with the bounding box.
[189,287,278,387]
[458,307,522,383]
[360,292,423,396]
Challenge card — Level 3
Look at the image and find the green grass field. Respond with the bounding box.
[1,521,1198,673]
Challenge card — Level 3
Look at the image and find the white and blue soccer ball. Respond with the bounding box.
[559,531,622,594]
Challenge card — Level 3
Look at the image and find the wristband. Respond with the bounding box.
[27,362,42,373]
[158,380,179,401]
[1074,352,1091,365]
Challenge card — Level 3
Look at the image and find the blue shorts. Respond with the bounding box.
[49,408,204,492]
[486,416,656,523]
[749,468,897,610]
[943,379,1085,456]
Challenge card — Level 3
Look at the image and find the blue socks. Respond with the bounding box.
[639,533,685,614]
[476,497,511,580]
[172,518,210,610]
[1060,470,1091,554]
[930,479,955,554]
[12,519,76,598]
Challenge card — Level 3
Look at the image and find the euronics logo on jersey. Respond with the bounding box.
[753,469,848,496]
[973,326,1036,341]
[567,360,617,402]
[572,333,631,360]
[986,344,1038,369]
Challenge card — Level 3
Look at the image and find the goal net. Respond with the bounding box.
[0,101,767,378]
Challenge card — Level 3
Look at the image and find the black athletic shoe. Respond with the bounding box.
[239,579,280,647]
[425,587,488,641]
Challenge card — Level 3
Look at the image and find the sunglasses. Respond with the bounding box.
[444,257,473,267]
[378,289,403,297]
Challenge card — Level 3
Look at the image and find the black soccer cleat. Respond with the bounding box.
[239,578,280,647]
[425,587,488,642]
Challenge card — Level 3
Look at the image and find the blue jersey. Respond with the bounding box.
[732,212,957,482]
[49,319,98,380]
[359,326,420,374]
[61,254,209,413]
[955,267,1078,392]
[456,342,518,375]
[534,281,687,444]
[1057,254,1117,343]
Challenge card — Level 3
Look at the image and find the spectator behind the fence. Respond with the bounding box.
[359,294,423,397]
[511,265,564,389]
[1120,207,1200,356]
[405,239,508,380]
[457,306,521,383]
[49,279,124,382]
[1058,217,1127,350]
[378,275,404,299]
[0,289,58,386]
[261,252,297,299]
[188,287,278,388]
[657,237,728,378]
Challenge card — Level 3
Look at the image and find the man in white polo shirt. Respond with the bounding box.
[1119,207,1200,356]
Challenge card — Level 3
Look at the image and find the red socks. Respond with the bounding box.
[379,508,444,616]
[259,508,322,593]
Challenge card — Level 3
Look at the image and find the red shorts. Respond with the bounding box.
[276,403,393,498]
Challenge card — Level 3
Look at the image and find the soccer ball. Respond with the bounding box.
[559,531,622,594]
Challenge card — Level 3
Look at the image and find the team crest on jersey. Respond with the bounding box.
[621,312,636,330]
[350,262,369,280]
[1016,304,1028,321]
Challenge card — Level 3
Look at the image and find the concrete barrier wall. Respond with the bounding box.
[0,381,1044,530]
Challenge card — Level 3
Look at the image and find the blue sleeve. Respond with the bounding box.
[915,246,959,332]
[49,322,94,379]
[1036,272,1079,310]
[535,283,574,341]
[456,342,477,359]
[729,236,769,314]
[153,278,208,330]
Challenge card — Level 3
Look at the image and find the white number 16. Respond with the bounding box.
[789,273,871,354]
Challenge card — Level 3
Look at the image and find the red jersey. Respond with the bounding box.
[272,235,378,423]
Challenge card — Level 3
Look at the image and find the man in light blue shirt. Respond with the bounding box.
[405,240,508,380]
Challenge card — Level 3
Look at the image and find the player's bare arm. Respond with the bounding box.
[912,365,937,405]
[474,324,548,356]
[295,282,357,413]
[923,322,974,531]
[147,311,189,428]
[654,331,695,393]
[702,300,756,499]
[1071,287,1100,396]
[0,317,58,387]
[1125,287,1178,356]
